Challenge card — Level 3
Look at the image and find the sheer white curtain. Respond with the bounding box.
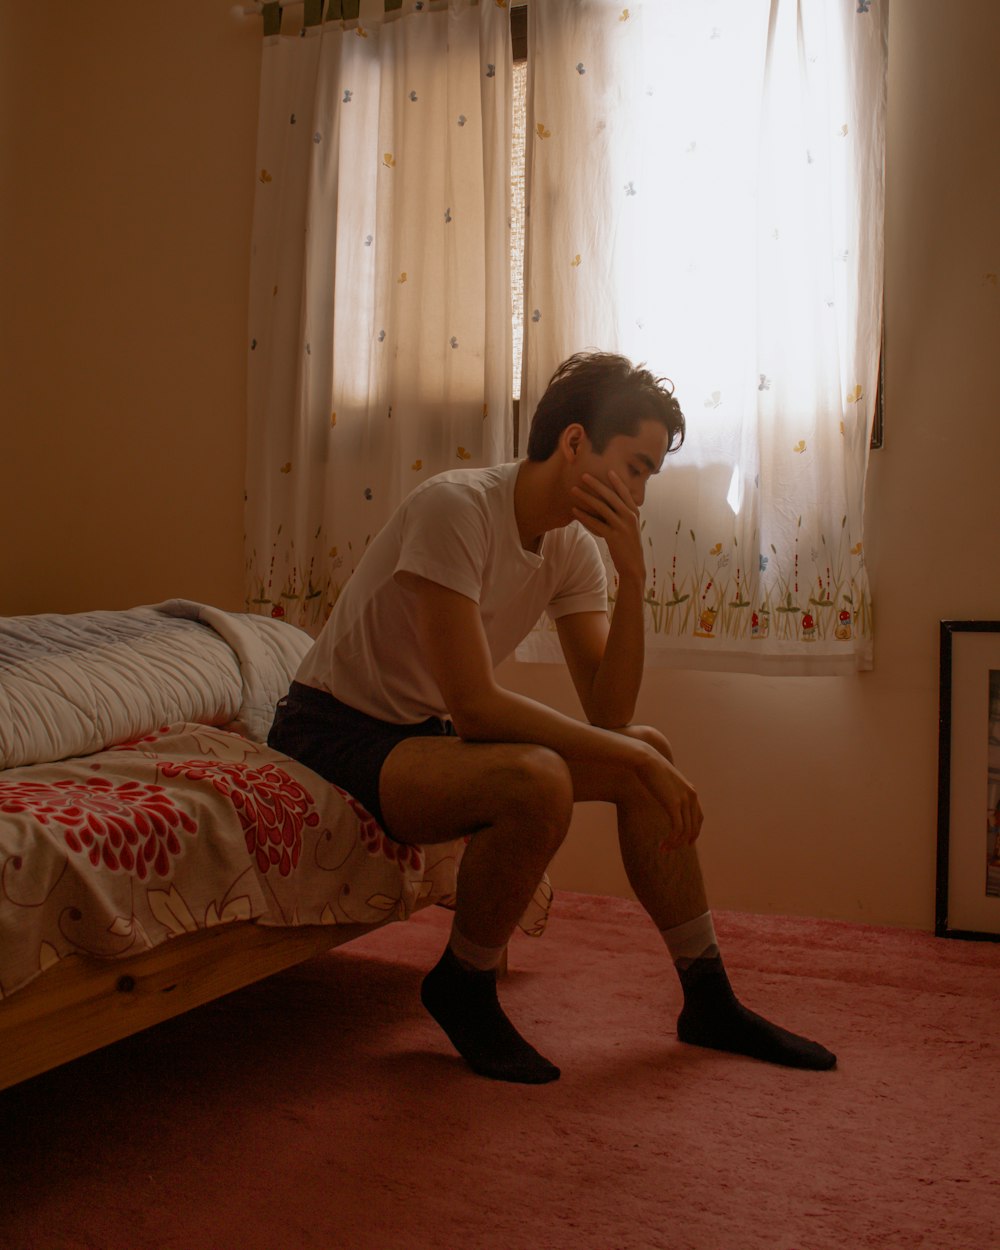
[519,0,887,674]
[245,0,512,633]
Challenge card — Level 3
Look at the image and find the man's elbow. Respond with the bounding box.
[446,693,503,743]
[585,702,633,731]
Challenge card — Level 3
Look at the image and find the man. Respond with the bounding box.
[269,352,836,1084]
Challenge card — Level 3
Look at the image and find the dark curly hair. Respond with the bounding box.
[526,351,686,462]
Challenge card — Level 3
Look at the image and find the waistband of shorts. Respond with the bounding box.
[285,681,453,735]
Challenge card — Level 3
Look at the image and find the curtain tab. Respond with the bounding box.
[262,1,281,36]
[303,0,324,25]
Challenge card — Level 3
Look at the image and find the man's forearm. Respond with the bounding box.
[585,574,646,727]
[457,677,650,773]
[409,571,649,766]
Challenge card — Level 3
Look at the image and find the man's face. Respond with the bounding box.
[574,418,669,508]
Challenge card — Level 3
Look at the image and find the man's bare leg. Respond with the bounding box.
[379,729,833,1077]
[569,725,836,1070]
[380,738,573,1083]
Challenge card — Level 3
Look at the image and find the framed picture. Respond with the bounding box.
[936,620,1000,941]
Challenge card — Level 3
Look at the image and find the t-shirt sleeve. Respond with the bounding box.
[393,481,488,603]
[546,527,608,620]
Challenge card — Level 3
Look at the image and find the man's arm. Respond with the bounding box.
[556,469,648,727]
[398,572,701,845]
[555,596,643,729]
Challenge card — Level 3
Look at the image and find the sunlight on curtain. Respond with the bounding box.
[511,59,527,402]
[245,0,512,633]
[518,0,887,674]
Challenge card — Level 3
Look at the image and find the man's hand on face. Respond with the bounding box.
[570,470,646,585]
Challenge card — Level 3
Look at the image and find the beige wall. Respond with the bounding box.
[0,2,260,615]
[2,1,998,929]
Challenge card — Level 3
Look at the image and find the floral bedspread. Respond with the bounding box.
[0,602,553,1002]
[0,724,552,1002]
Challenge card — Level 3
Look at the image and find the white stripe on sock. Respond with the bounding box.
[660,911,719,963]
[449,925,507,972]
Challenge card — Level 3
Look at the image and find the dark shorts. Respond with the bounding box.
[267,681,456,838]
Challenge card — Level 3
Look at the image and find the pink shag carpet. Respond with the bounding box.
[1,891,998,1250]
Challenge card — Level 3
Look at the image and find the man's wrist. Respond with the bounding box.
[613,566,646,593]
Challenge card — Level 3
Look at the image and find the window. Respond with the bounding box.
[506,1,882,452]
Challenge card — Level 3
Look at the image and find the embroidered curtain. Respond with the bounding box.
[518,0,887,675]
[245,0,512,633]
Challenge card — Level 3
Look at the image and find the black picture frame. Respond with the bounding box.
[936,620,1000,941]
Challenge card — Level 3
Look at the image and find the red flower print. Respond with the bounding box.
[158,760,319,877]
[0,777,196,878]
[332,785,424,874]
[111,726,173,752]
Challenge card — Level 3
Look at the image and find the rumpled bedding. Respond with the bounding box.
[0,599,309,771]
[0,602,551,1002]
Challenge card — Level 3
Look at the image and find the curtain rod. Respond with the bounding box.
[234,0,461,35]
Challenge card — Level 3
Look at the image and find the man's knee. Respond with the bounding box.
[496,745,574,843]
[618,723,674,763]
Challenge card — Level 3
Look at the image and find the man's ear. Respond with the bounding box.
[559,423,587,463]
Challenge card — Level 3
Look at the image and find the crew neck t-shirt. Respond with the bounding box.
[294,461,607,723]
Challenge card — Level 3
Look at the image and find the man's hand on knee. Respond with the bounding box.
[634,751,703,849]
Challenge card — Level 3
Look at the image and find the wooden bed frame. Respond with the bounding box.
[0,903,504,1092]
[0,607,492,1093]
[0,920,378,1092]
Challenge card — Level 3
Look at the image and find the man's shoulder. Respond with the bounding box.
[415,461,516,494]
[406,462,516,512]
[548,518,603,559]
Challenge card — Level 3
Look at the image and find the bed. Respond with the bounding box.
[0,600,550,1091]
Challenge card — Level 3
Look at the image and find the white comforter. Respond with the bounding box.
[0,599,310,770]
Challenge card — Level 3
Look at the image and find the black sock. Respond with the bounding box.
[420,948,560,1084]
[676,954,837,1071]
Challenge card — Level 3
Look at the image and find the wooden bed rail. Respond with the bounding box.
[0,920,378,1093]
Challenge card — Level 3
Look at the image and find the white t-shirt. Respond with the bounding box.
[295,461,607,722]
